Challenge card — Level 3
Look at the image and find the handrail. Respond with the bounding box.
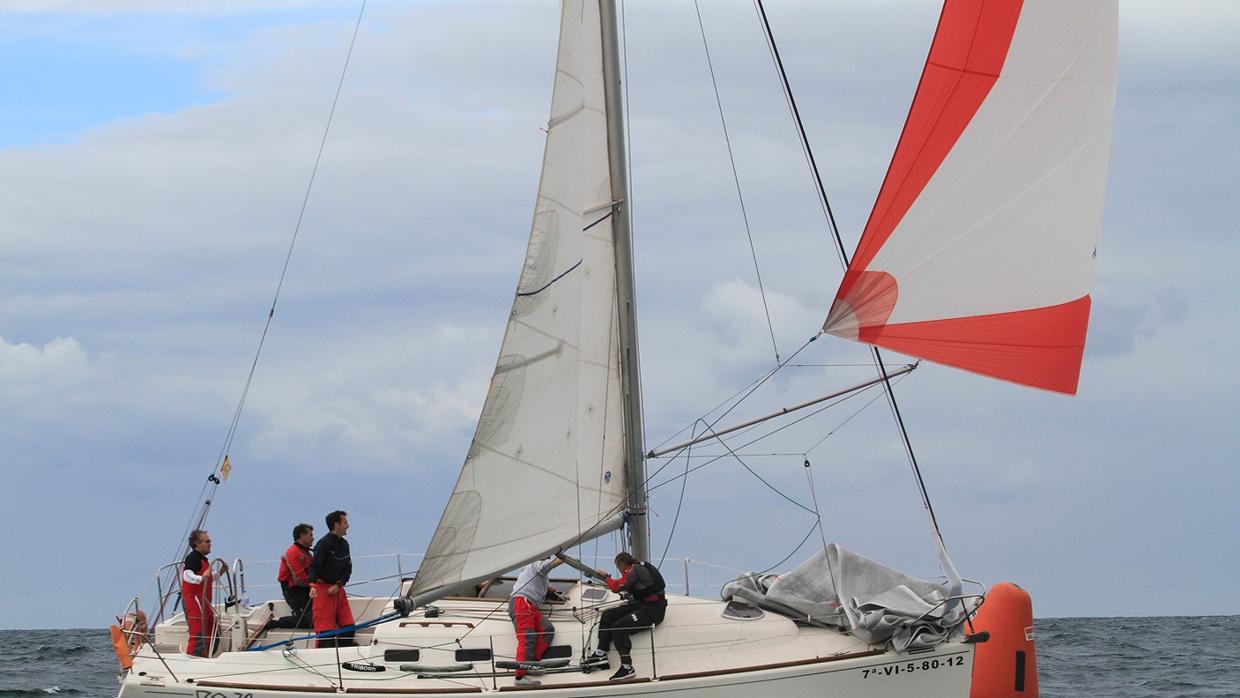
[120,595,141,623]
[212,557,237,610]
[152,560,184,627]
[232,557,248,605]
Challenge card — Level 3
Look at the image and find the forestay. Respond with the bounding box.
[823,0,1119,395]
[409,0,628,602]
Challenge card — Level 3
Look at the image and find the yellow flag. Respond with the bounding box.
[220,455,232,482]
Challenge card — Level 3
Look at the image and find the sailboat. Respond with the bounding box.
[114,1,1117,697]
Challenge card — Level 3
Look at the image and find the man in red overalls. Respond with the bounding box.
[180,529,215,657]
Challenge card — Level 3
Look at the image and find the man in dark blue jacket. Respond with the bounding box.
[309,510,354,647]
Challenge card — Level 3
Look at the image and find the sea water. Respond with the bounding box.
[1,617,1237,697]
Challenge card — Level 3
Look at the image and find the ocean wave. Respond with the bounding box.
[5,645,93,661]
[0,688,86,697]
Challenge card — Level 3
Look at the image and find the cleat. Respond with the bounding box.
[514,676,541,687]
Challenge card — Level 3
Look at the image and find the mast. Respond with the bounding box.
[599,0,648,560]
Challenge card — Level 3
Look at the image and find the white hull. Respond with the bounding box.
[119,584,973,697]
[120,651,972,698]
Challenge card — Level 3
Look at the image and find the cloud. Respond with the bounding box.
[4,1,357,13]
[2,0,1239,629]
[242,323,497,473]
[0,336,91,403]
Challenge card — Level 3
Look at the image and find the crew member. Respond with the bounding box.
[584,552,667,681]
[309,510,354,647]
[180,529,216,657]
[275,523,315,629]
[508,556,564,686]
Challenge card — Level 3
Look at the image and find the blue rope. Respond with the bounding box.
[246,610,403,652]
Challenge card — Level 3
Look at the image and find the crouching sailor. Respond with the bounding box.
[508,556,565,686]
[273,522,315,629]
[586,553,667,681]
[180,529,216,657]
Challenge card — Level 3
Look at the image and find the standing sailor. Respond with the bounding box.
[180,529,215,657]
[507,556,564,686]
[309,510,355,647]
[585,553,667,681]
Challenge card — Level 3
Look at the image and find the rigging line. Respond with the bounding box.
[582,282,621,564]
[766,522,817,575]
[694,0,780,364]
[177,0,370,557]
[802,375,897,455]
[645,332,824,467]
[802,458,838,597]
[751,0,848,267]
[648,334,817,475]
[752,0,951,555]
[642,333,815,487]
[709,520,819,596]
[878,352,949,543]
[644,359,779,457]
[648,378,890,493]
[785,363,879,368]
[657,420,700,568]
[653,356,887,475]
[699,421,816,516]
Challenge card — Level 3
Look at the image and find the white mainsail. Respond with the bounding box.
[408,0,627,602]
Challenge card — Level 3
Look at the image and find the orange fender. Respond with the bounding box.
[110,625,133,670]
[969,582,1038,698]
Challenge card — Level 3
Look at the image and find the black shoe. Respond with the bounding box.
[609,664,636,681]
[582,651,608,666]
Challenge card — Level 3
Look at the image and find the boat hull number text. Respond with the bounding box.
[860,655,964,679]
[195,691,252,698]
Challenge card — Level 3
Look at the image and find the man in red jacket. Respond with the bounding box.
[180,530,215,657]
[275,523,315,628]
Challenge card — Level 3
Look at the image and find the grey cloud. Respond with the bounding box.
[3,1,1239,629]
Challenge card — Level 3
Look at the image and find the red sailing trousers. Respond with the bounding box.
[510,595,550,678]
[312,582,355,647]
[184,595,216,657]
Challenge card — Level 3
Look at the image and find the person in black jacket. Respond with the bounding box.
[584,552,667,681]
[309,510,354,647]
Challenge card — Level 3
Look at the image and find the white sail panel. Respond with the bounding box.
[410,0,627,600]
[824,1,1117,394]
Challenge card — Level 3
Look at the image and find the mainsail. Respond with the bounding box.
[408,0,628,602]
[823,0,1118,395]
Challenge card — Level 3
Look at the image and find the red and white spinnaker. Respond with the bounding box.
[823,0,1118,394]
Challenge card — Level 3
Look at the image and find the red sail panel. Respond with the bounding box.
[839,0,1023,301]
[857,296,1092,394]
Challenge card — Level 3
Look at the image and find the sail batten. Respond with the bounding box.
[824,0,1118,395]
[408,0,627,601]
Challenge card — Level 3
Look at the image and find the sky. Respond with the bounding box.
[1,0,1237,630]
